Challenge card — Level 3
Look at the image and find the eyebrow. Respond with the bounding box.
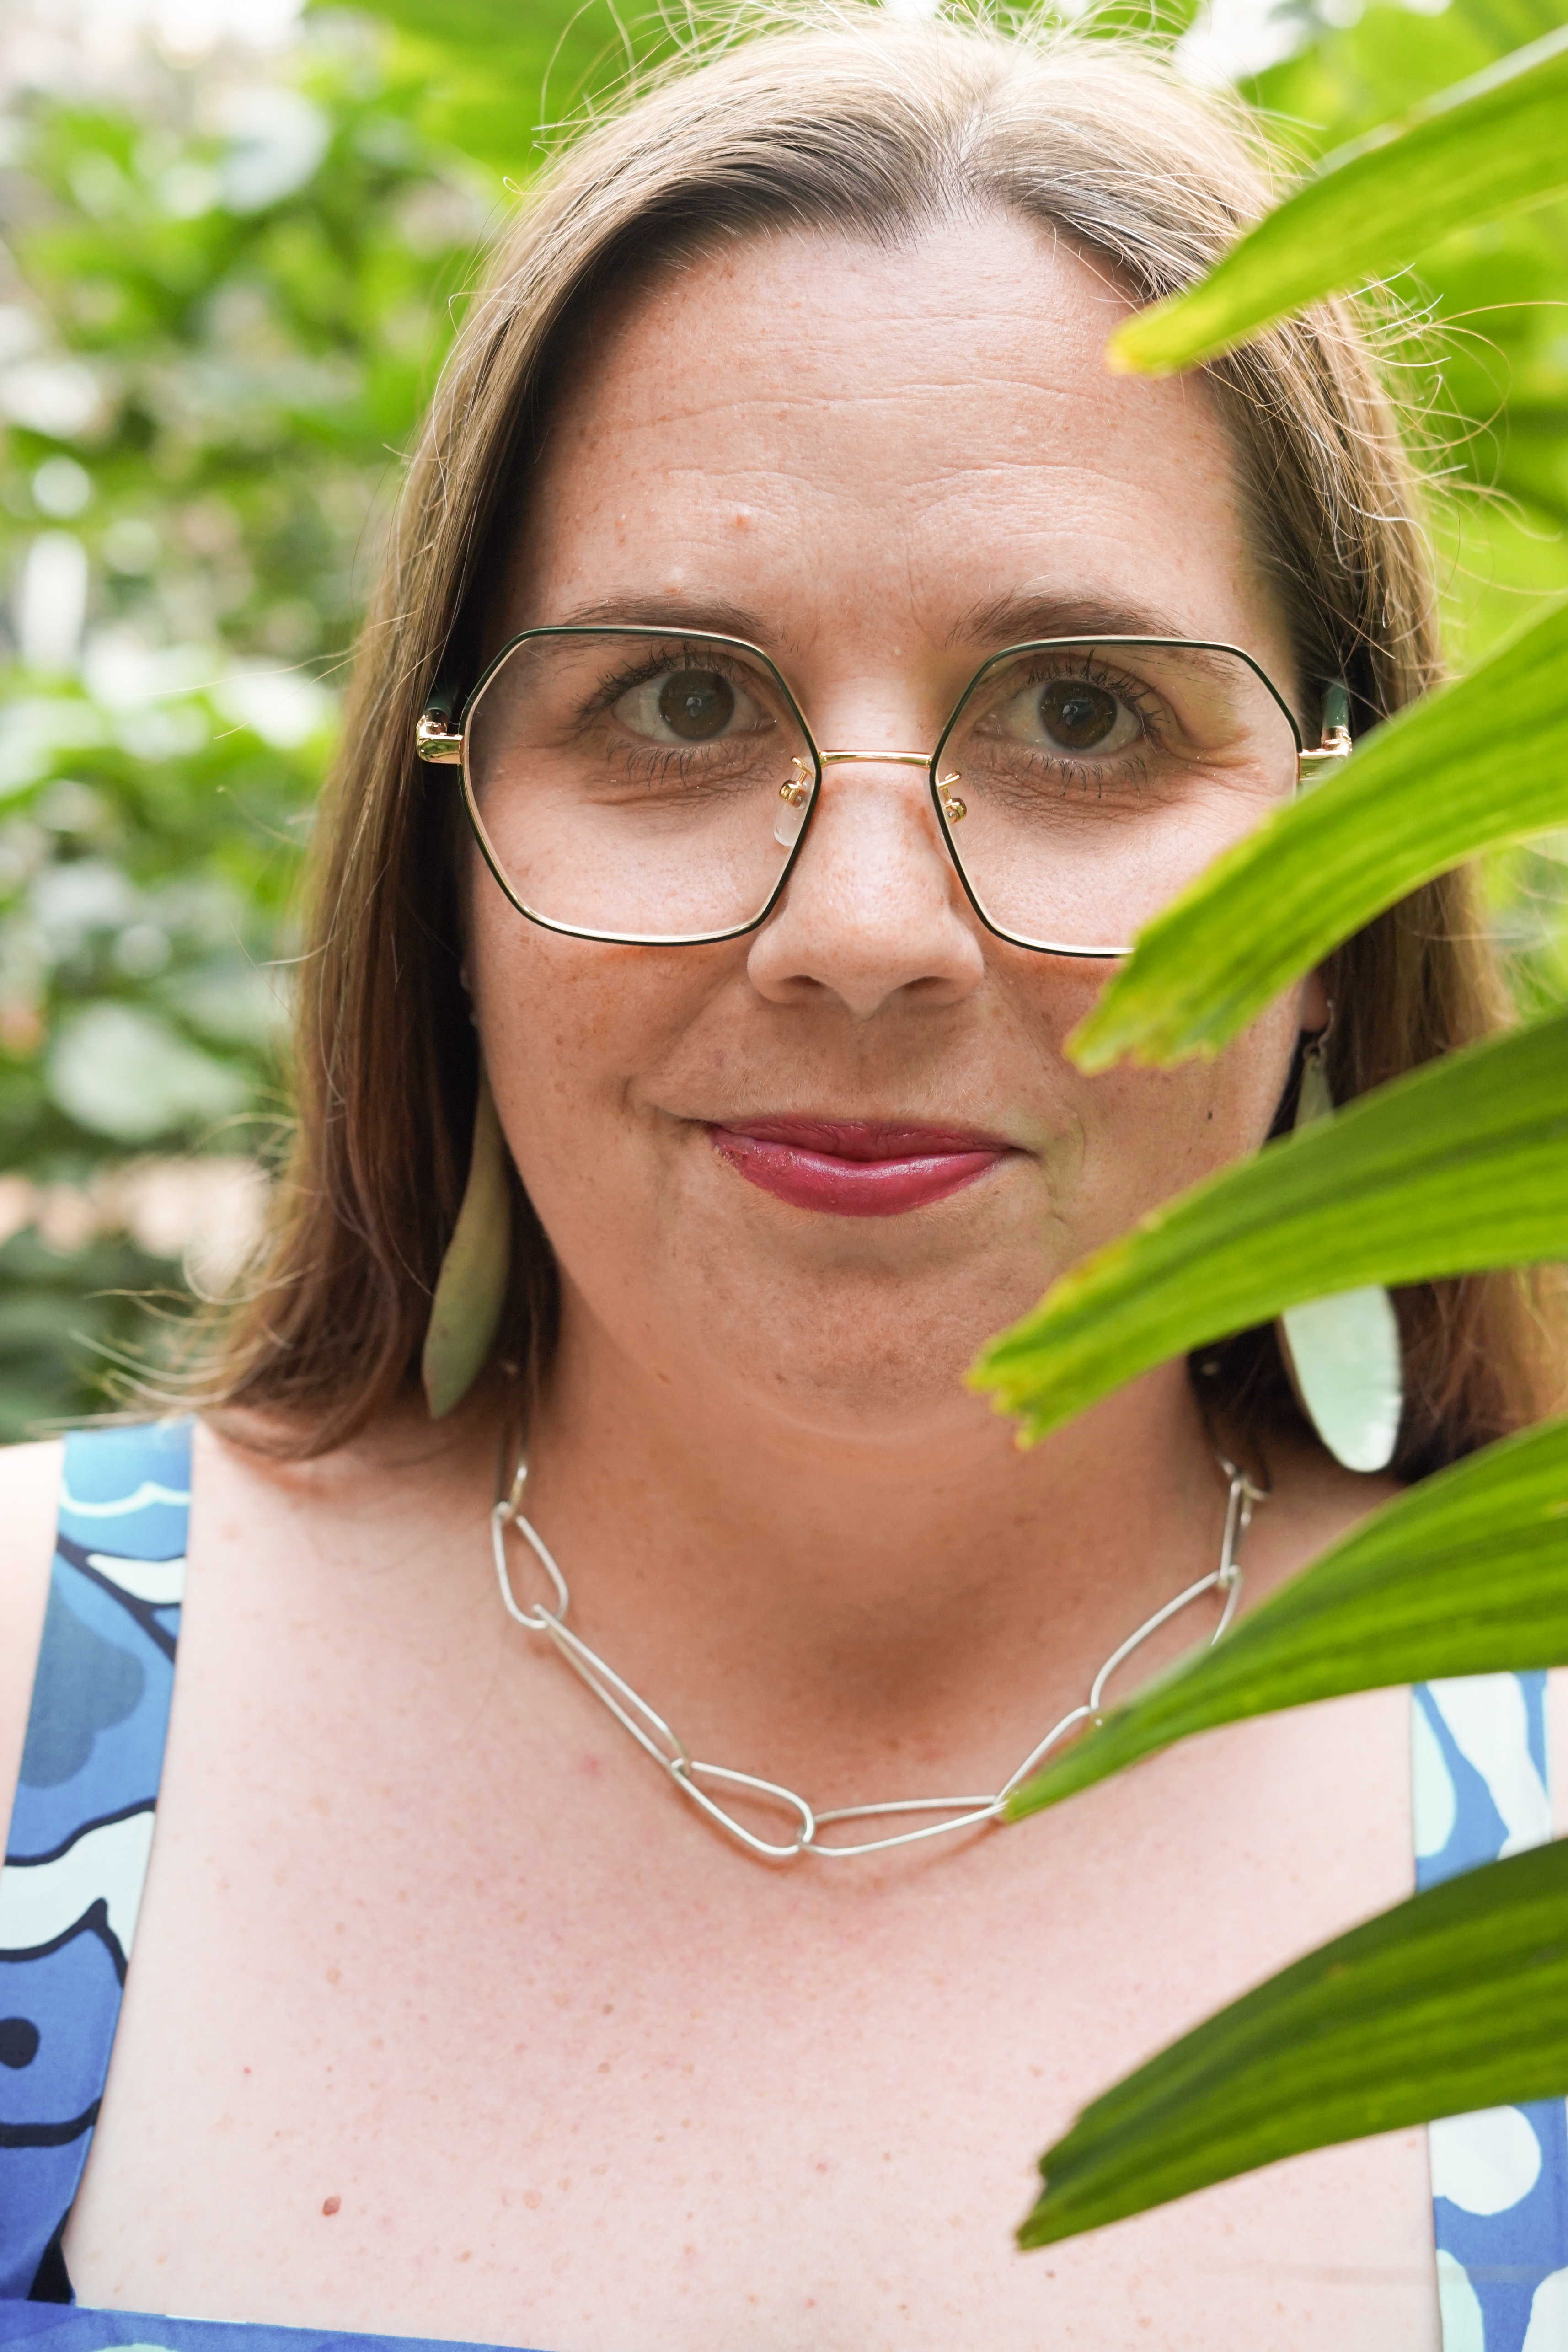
[529,587,1288,707]
[540,594,784,647]
[545,589,1215,650]
[949,589,1218,650]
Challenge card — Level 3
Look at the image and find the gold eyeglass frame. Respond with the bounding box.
[415,624,1353,955]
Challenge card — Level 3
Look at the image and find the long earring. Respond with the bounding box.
[422,1067,513,1420]
[1276,1018,1404,1473]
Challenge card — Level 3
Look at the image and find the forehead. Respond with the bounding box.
[508,211,1288,686]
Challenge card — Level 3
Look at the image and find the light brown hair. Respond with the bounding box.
[193,3,1563,1470]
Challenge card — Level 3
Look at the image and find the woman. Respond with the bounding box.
[0,10,1557,2346]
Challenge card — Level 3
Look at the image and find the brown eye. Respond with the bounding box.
[1039,678,1120,750]
[658,670,735,740]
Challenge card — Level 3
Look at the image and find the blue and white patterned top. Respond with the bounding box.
[0,1423,533,2352]
[1414,1672,1568,2349]
[1,1423,1565,2347]
[0,1422,187,2307]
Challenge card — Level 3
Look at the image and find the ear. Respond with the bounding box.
[1299,967,1330,1034]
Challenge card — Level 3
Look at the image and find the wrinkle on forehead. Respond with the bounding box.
[501,210,1296,702]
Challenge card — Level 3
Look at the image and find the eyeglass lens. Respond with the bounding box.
[935,639,1298,953]
[466,630,811,943]
[462,628,1300,950]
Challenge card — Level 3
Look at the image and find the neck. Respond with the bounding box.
[514,1298,1237,1812]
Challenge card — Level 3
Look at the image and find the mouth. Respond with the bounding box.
[706,1116,1015,1218]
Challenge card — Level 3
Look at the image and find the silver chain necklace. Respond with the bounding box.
[492,1453,1266,1862]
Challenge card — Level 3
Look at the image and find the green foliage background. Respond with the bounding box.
[1,0,1565,1437]
[0,4,488,1430]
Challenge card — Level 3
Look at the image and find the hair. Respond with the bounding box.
[187,1,1563,1473]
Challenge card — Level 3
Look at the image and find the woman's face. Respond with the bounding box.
[470,212,1311,1437]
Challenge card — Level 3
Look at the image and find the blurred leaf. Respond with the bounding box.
[1242,0,1568,666]
[332,0,669,178]
[1020,1839,1568,2246]
[1008,1416,1568,1817]
[0,18,491,1422]
[973,1012,1568,1445]
[337,0,578,41]
[1069,597,1568,1074]
[1109,24,1568,374]
[1246,0,1540,132]
[48,1002,248,1142]
[1083,0,1203,40]
[0,1224,181,1441]
[1271,0,1568,112]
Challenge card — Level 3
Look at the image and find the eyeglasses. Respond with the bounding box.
[416,627,1351,955]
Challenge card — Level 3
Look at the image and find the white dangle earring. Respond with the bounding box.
[1276,1014,1405,1474]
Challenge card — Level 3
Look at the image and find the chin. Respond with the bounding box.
[738,1352,990,1441]
[682,1261,1042,1434]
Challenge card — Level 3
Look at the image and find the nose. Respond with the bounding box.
[745,753,986,1019]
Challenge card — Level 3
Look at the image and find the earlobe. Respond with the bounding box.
[422,1067,514,1419]
[1299,967,1331,1035]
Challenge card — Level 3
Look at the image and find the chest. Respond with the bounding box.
[59,1548,1438,2351]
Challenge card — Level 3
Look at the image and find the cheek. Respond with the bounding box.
[1010,954,1295,1261]
[1075,1004,1297,1213]
[465,873,720,1218]
[1001,956,1294,1167]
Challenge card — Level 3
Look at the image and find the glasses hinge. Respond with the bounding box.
[1297,726,1352,783]
[416,709,463,764]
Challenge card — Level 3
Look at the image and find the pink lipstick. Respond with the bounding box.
[708,1118,1010,1217]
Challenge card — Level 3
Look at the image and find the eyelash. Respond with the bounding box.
[577,646,758,727]
[1017,655,1165,744]
[570,644,1171,763]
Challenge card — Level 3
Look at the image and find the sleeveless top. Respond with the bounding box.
[2,1424,1566,2352]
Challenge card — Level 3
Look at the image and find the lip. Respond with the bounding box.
[707,1117,1013,1218]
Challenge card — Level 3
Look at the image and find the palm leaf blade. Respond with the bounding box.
[1021,1842,1568,2245]
[1108,26,1568,375]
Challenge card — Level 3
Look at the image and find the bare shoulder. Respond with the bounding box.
[189,1392,505,1513]
[0,1438,64,1822]
[184,1395,508,1603]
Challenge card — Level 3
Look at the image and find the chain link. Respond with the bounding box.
[492,1454,1266,1862]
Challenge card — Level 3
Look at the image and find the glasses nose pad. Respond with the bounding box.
[937,773,966,825]
[773,759,813,850]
